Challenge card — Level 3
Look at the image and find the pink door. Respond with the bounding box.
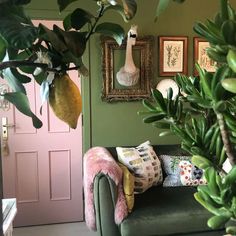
[0,20,83,226]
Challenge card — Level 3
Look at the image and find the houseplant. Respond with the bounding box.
[0,0,137,128]
[140,0,236,234]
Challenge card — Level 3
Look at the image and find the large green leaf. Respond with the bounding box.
[57,0,78,12]
[70,8,93,30]
[95,22,125,45]
[38,23,67,52]
[104,5,129,22]
[3,92,43,128]
[121,0,137,20]
[63,8,93,31]
[0,19,37,49]
[53,25,87,57]
[0,4,32,25]
[155,0,170,21]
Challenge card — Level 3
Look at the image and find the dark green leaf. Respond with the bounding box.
[53,25,87,57]
[155,0,170,21]
[70,8,93,30]
[0,19,37,49]
[38,23,67,52]
[104,5,129,23]
[0,35,6,61]
[4,92,42,128]
[63,13,72,31]
[121,0,137,20]
[152,122,170,129]
[34,72,47,85]
[95,22,125,45]
[57,0,78,12]
[16,50,35,74]
[11,68,31,83]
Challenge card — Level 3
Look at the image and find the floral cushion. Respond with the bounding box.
[159,155,205,187]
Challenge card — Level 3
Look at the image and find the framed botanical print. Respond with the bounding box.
[193,37,217,75]
[159,36,188,76]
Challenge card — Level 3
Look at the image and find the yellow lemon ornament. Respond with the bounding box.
[49,73,82,129]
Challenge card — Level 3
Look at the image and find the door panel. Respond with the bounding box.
[0,20,83,226]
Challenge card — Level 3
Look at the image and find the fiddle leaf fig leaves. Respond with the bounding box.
[95,22,125,45]
[3,92,43,128]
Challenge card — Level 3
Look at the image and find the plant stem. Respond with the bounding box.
[216,112,236,166]
[0,60,80,73]
[85,4,105,42]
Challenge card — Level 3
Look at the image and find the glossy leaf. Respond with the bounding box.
[221,78,236,93]
[121,0,137,20]
[0,19,37,49]
[53,25,87,57]
[38,24,67,52]
[3,92,43,128]
[67,8,93,31]
[104,5,129,22]
[57,0,78,12]
[95,22,125,45]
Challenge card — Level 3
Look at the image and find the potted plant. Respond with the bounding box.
[140,0,236,234]
[0,0,137,128]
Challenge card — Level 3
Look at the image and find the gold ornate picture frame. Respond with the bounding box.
[101,36,154,102]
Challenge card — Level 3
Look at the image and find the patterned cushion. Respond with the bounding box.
[179,160,207,186]
[160,155,206,187]
[116,141,163,194]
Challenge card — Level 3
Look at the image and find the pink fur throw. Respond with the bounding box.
[83,147,128,231]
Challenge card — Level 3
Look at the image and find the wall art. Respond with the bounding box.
[159,36,188,76]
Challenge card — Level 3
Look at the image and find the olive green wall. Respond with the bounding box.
[25,0,236,151]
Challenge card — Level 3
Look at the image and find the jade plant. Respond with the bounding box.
[0,0,137,128]
[140,0,236,234]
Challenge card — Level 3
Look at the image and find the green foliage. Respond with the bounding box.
[0,0,137,128]
[140,2,236,234]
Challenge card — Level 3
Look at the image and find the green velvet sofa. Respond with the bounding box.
[93,145,226,236]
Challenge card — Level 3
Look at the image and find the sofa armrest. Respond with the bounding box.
[94,173,121,236]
